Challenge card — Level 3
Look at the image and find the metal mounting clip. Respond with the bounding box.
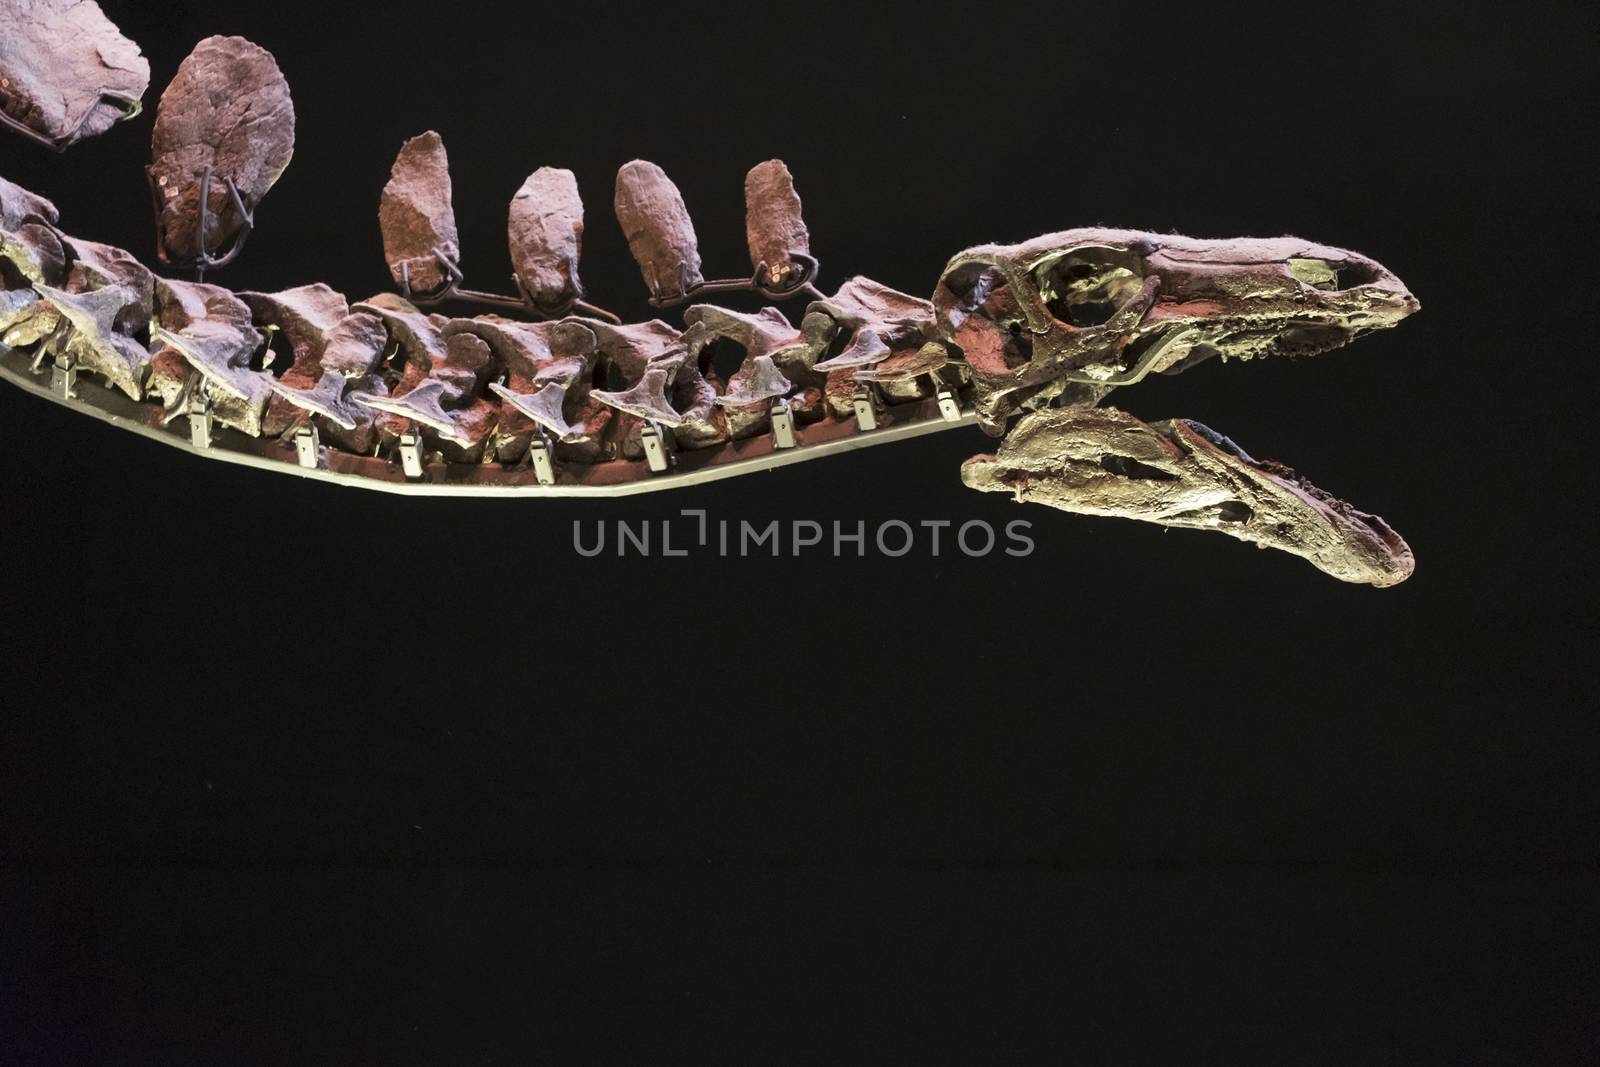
[528,431,557,486]
[51,356,78,399]
[397,432,425,480]
[769,398,798,449]
[852,388,879,431]
[293,424,320,469]
[187,387,214,449]
[398,248,621,325]
[935,385,962,422]
[648,252,824,310]
[641,421,674,473]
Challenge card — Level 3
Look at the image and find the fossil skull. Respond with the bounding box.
[934,230,1418,431]
[938,230,1420,585]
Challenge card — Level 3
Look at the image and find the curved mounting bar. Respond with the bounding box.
[1057,327,1200,387]
[1049,278,1180,387]
[0,89,142,153]
[647,252,823,310]
[145,164,253,280]
[399,247,622,325]
[0,344,976,497]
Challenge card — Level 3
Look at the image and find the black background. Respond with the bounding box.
[2,1,1596,1061]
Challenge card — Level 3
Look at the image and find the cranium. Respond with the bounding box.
[936,230,1420,584]
[935,229,1418,430]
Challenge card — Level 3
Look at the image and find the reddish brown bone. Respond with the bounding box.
[509,167,584,309]
[380,131,460,294]
[744,159,810,288]
[0,0,148,146]
[148,37,294,262]
[614,161,703,302]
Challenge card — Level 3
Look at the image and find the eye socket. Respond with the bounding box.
[939,261,1008,313]
[1032,246,1147,327]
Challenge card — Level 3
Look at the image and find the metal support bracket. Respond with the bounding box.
[293,424,320,469]
[399,248,621,325]
[529,432,557,486]
[936,387,962,422]
[397,433,425,480]
[146,165,255,279]
[641,421,674,473]
[852,388,879,431]
[51,358,77,399]
[769,399,797,449]
[647,252,822,310]
[184,381,216,449]
[188,404,214,449]
[0,89,142,153]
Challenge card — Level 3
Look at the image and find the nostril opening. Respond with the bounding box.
[1217,500,1253,523]
[1061,299,1118,327]
[1100,453,1177,481]
[1334,260,1382,290]
[1291,257,1385,292]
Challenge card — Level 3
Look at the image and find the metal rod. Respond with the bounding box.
[400,248,623,325]
[0,88,141,153]
[146,165,255,278]
[0,344,976,498]
[647,253,822,310]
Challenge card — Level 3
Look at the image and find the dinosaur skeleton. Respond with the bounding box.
[0,1,1421,585]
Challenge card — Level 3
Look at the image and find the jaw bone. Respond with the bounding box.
[962,405,1414,587]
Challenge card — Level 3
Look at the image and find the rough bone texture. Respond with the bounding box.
[806,277,941,405]
[0,175,59,230]
[241,284,348,372]
[0,170,1422,587]
[508,167,584,308]
[480,318,600,448]
[0,0,148,145]
[744,159,809,287]
[0,177,66,290]
[265,304,389,453]
[148,277,267,433]
[614,161,703,301]
[685,305,809,409]
[240,284,351,436]
[962,406,1415,587]
[933,229,1419,432]
[350,293,504,459]
[35,282,149,398]
[149,36,294,262]
[381,132,459,293]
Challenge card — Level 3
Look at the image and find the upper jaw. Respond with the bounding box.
[933,230,1419,420]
